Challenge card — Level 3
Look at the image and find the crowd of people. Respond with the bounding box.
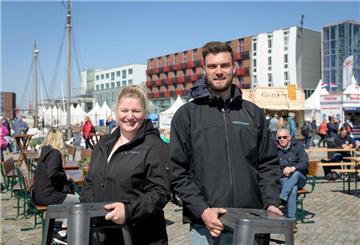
[2,41,359,245]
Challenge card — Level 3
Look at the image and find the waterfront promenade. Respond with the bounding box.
[1,150,359,244]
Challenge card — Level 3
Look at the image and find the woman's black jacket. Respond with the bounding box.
[33,145,69,205]
[81,119,170,245]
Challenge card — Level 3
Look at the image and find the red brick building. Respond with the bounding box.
[146,37,252,112]
[0,92,16,119]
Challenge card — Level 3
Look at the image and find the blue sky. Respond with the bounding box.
[1,0,360,109]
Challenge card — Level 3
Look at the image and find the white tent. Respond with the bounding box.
[159,95,185,129]
[304,79,329,124]
[87,102,101,125]
[305,79,329,110]
[343,76,360,94]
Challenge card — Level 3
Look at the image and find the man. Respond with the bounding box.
[301,118,313,149]
[268,114,279,139]
[276,128,308,219]
[322,126,355,180]
[287,112,297,138]
[170,41,282,244]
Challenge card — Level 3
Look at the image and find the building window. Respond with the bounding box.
[284,71,289,84]
[174,54,177,65]
[101,84,104,90]
[122,80,126,86]
[106,83,109,89]
[268,57,272,66]
[183,52,187,63]
[117,71,121,77]
[96,85,99,90]
[122,70,126,79]
[128,68,133,75]
[101,74,104,80]
[253,42,257,52]
[253,59,257,67]
[111,82,115,88]
[193,49,197,61]
[96,75,99,81]
[106,73,109,79]
[111,72,115,80]
[252,75,257,88]
[268,73,273,87]
[117,81,121,87]
[128,79,133,85]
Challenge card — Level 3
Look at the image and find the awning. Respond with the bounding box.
[242,86,305,110]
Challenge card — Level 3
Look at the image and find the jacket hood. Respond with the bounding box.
[189,77,243,107]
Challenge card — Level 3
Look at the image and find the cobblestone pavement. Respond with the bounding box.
[1,151,359,244]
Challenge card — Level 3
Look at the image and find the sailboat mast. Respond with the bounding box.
[66,0,72,137]
[33,40,39,128]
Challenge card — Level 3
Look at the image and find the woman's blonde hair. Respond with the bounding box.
[116,85,148,113]
[42,128,65,158]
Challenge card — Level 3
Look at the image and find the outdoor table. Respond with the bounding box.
[15,134,33,152]
[305,148,358,153]
[65,169,85,186]
[63,160,80,170]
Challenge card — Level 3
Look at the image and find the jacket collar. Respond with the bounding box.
[190,78,243,108]
[99,119,158,155]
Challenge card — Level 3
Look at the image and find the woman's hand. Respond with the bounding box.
[104,202,126,224]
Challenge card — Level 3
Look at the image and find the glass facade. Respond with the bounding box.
[322,21,360,92]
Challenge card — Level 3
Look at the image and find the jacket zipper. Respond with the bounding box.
[222,108,234,207]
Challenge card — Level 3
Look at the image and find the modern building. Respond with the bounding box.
[321,20,360,93]
[146,38,251,113]
[0,92,16,119]
[81,64,147,110]
[250,26,321,99]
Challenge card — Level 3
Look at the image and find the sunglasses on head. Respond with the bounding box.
[277,136,289,140]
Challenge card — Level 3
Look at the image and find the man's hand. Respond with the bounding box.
[201,208,227,237]
[283,166,295,177]
[267,205,283,216]
[104,202,126,224]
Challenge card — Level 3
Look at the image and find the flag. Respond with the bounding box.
[330,81,338,92]
[321,81,329,89]
[342,55,353,90]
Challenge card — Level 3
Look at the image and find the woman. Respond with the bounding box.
[33,129,79,205]
[82,116,94,149]
[0,119,9,162]
[81,85,170,244]
[318,119,328,147]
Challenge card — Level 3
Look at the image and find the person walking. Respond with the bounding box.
[169,41,282,245]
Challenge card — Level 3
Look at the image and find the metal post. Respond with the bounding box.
[33,41,39,128]
[66,0,72,138]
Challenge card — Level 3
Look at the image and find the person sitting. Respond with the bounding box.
[322,126,355,180]
[33,128,79,206]
[276,128,309,219]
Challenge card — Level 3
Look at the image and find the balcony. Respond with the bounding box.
[166,78,173,85]
[163,66,170,72]
[177,76,185,84]
[186,61,195,69]
[153,67,159,74]
[175,64,182,70]
[234,52,241,61]
[155,79,162,86]
[146,80,151,87]
[235,67,246,76]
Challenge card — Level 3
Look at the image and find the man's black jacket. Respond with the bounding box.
[170,79,281,224]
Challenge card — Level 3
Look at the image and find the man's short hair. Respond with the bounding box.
[202,41,234,63]
[277,128,291,138]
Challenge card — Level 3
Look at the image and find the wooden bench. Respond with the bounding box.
[332,169,359,195]
[296,160,318,223]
